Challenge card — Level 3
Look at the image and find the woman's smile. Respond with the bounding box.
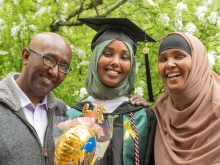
[158,49,192,91]
[98,40,131,87]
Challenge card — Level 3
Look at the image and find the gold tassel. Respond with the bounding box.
[142,42,149,54]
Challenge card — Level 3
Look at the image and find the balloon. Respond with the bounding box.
[54,125,96,165]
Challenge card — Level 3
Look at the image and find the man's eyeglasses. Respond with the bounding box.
[28,48,72,74]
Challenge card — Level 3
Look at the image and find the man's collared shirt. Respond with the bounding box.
[12,74,48,145]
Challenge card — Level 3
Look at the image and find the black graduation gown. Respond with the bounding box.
[66,101,156,165]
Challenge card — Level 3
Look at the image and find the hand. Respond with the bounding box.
[128,94,149,107]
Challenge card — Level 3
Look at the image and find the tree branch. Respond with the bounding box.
[98,0,127,17]
[49,0,127,32]
[153,85,164,99]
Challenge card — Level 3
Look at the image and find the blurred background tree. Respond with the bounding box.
[0,0,220,107]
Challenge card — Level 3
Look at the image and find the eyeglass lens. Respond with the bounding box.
[29,48,71,73]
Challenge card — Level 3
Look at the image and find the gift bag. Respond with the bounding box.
[53,104,115,165]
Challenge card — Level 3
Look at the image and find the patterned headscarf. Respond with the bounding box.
[85,40,136,100]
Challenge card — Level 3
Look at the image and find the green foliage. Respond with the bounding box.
[0,0,220,106]
[212,60,220,75]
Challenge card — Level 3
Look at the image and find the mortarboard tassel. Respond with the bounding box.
[142,41,154,102]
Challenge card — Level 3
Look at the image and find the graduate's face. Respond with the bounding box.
[97,40,131,87]
[158,48,192,91]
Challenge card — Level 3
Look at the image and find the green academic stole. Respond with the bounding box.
[123,108,148,165]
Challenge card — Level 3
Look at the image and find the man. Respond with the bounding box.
[0,32,72,165]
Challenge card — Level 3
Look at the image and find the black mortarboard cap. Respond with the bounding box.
[78,17,156,102]
[78,17,155,54]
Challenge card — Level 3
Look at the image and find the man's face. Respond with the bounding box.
[20,34,72,99]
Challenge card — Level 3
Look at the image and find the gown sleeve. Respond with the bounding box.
[144,109,157,165]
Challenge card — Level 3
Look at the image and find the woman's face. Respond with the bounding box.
[158,48,192,91]
[97,40,131,87]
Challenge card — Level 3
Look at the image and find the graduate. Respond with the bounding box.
[66,17,156,165]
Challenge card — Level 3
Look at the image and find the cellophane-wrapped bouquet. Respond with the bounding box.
[53,104,114,165]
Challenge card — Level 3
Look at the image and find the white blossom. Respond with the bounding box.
[0,50,8,55]
[0,18,6,30]
[175,2,187,12]
[76,60,89,69]
[63,3,69,13]
[74,90,79,96]
[69,29,73,35]
[35,6,46,16]
[18,14,25,22]
[207,12,218,24]
[0,0,4,5]
[217,46,220,53]
[207,51,216,68]
[174,2,187,17]
[13,0,18,4]
[79,87,88,99]
[126,1,134,7]
[11,25,20,37]
[80,60,89,66]
[217,17,220,29]
[139,80,146,86]
[19,31,26,39]
[53,19,59,24]
[147,0,158,7]
[174,10,182,18]
[29,24,37,31]
[76,64,80,69]
[60,15,66,22]
[136,62,141,73]
[215,56,220,63]
[0,18,5,24]
[134,87,144,96]
[158,13,170,26]
[195,6,207,21]
[38,0,43,3]
[174,19,183,30]
[215,32,220,40]
[72,47,86,59]
[22,25,28,31]
[203,0,214,5]
[185,22,197,34]
[47,6,51,13]
[62,26,68,34]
